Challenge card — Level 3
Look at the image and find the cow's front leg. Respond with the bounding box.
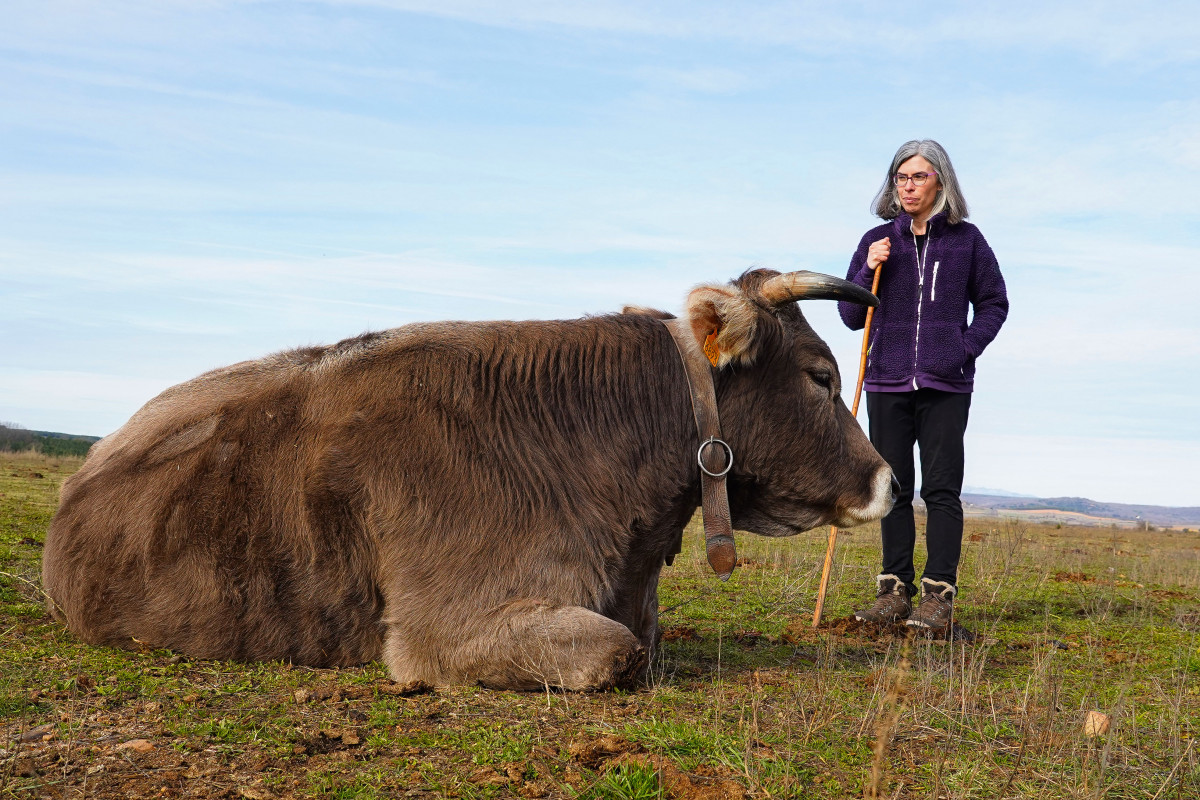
[385,599,646,691]
[605,563,666,656]
[625,569,662,653]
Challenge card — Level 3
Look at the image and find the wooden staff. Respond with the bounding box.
[812,262,884,627]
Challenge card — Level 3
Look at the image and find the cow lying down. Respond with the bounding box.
[44,269,895,691]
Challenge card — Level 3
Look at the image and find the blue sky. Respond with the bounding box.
[3,1,1198,506]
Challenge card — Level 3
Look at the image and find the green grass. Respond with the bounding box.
[580,762,661,799]
[1,451,1198,799]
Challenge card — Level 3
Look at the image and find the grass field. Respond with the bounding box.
[1,451,1197,799]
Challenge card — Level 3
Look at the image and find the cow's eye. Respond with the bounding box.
[809,370,833,392]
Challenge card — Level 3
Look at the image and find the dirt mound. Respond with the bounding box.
[569,735,746,799]
[568,734,644,769]
[781,615,907,644]
[660,624,701,642]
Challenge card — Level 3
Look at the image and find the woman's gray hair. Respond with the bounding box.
[871,139,969,224]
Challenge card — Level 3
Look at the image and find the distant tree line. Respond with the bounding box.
[0,423,95,457]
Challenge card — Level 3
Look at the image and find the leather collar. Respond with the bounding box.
[662,318,737,580]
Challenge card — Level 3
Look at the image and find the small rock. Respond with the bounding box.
[293,688,311,703]
[946,623,977,642]
[17,724,55,743]
[1083,711,1111,737]
[116,738,155,753]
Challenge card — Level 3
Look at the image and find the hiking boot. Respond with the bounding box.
[854,574,912,623]
[906,578,956,633]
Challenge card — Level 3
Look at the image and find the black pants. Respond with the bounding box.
[866,389,971,594]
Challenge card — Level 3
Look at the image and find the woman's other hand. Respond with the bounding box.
[867,237,891,271]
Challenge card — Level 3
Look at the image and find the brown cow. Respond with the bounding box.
[43,269,894,690]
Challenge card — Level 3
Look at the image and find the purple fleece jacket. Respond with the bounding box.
[838,211,1008,393]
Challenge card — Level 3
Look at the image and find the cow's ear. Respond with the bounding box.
[684,286,760,368]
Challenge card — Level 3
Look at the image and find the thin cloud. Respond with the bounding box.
[323,1,1200,62]
[631,66,751,95]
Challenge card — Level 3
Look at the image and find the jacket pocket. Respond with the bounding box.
[922,324,972,381]
[867,323,916,384]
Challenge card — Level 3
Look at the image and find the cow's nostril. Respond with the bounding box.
[890,474,900,504]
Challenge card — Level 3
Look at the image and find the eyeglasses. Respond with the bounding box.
[893,171,938,187]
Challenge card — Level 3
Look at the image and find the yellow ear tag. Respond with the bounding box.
[702,330,721,367]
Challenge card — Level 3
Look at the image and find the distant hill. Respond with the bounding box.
[0,423,98,457]
[962,485,1038,498]
[957,493,1200,529]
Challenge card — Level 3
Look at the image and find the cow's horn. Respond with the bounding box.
[760,271,879,308]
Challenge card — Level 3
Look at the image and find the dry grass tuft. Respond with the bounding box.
[865,637,911,797]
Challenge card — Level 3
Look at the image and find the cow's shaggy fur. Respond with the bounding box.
[43,270,892,690]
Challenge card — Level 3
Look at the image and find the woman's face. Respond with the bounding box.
[895,155,941,221]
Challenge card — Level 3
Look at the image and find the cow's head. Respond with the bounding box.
[681,269,896,537]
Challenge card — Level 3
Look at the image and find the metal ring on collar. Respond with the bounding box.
[697,437,733,478]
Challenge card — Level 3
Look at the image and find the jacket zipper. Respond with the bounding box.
[911,228,930,390]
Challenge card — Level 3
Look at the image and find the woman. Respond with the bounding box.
[839,140,1008,634]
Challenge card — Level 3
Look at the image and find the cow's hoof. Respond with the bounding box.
[608,644,648,690]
